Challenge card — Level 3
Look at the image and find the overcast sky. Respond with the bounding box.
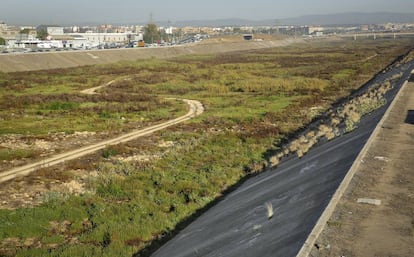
[1,0,414,25]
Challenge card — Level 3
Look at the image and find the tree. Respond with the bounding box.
[36,29,48,40]
[0,37,5,45]
[143,23,160,44]
[20,28,31,35]
[233,27,242,34]
[159,28,171,43]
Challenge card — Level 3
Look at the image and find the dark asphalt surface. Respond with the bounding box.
[151,60,414,257]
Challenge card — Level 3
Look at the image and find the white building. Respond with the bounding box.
[16,40,64,49]
[47,27,64,35]
[309,26,324,35]
[67,32,130,45]
[165,26,175,35]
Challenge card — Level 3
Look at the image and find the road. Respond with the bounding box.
[340,32,414,39]
[0,98,204,183]
[150,61,414,257]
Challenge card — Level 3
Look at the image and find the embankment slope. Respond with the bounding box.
[0,38,301,73]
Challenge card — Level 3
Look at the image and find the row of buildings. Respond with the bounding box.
[0,23,146,49]
[2,21,414,50]
[0,23,317,50]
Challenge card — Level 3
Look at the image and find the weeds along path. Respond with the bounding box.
[0,81,204,183]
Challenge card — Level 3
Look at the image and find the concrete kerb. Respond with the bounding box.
[296,76,411,257]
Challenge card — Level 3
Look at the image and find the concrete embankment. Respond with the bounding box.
[296,67,414,257]
[149,58,414,257]
[0,38,301,73]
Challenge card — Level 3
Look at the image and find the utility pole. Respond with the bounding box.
[150,12,154,44]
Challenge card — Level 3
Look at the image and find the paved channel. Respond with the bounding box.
[151,61,414,257]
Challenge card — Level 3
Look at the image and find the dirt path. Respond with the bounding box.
[0,91,204,183]
[79,80,115,95]
[310,77,414,256]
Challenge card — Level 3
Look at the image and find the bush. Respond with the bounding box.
[45,101,79,111]
[101,147,118,159]
[0,148,39,161]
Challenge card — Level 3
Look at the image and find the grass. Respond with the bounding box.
[1,37,414,256]
[327,220,342,228]
[0,95,184,135]
[198,94,300,124]
[0,148,39,161]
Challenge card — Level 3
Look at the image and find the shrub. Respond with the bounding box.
[96,177,127,199]
[0,148,39,161]
[46,101,79,111]
[102,147,118,159]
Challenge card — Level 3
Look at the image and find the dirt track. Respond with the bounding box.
[0,94,204,183]
[312,78,414,256]
[0,37,303,72]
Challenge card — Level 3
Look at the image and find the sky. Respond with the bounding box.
[1,0,414,25]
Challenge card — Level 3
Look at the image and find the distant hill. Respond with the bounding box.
[12,12,414,28]
[161,12,414,27]
[166,19,274,27]
[282,12,414,25]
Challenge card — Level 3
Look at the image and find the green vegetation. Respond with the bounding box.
[1,38,413,257]
[101,147,118,159]
[0,148,39,161]
[19,28,32,35]
[0,72,184,135]
[143,23,163,44]
[36,29,48,40]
